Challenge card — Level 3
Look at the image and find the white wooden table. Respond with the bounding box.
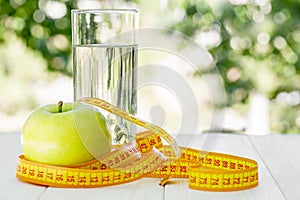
[1,132,299,200]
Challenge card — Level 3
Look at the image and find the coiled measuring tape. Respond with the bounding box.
[16,97,258,192]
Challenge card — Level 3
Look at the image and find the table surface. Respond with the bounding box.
[1,132,299,200]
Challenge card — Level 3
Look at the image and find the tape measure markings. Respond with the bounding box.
[16,97,259,191]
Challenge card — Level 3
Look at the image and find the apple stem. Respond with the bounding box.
[58,101,63,113]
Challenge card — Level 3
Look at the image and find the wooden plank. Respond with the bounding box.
[39,178,164,200]
[0,132,22,162]
[249,134,300,200]
[0,132,47,200]
[2,132,295,200]
[164,133,285,200]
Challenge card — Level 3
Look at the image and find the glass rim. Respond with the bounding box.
[71,9,138,14]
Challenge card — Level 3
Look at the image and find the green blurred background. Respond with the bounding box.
[1,0,299,134]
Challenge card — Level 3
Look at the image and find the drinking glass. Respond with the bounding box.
[71,9,138,144]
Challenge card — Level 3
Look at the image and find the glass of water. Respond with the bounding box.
[71,9,138,144]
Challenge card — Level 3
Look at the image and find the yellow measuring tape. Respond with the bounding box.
[16,97,258,192]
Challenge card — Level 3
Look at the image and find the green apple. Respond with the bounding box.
[22,101,111,166]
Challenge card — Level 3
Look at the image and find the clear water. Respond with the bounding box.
[73,44,137,144]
